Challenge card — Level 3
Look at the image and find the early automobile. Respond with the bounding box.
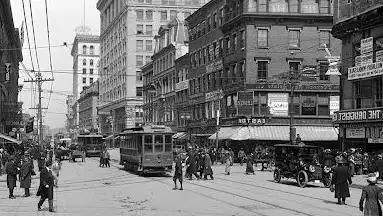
[273,143,332,188]
[69,144,84,162]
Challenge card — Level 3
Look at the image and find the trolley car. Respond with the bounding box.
[119,125,174,174]
[77,134,103,157]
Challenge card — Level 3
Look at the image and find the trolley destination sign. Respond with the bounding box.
[333,108,383,123]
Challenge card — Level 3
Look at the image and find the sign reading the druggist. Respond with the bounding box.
[333,108,383,123]
[348,62,383,80]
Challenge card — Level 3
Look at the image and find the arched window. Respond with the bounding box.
[90,45,94,54]
[90,59,94,66]
[83,59,86,66]
[82,45,87,54]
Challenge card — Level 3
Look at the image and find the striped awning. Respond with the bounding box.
[208,127,242,140]
[172,132,188,139]
[230,126,338,141]
[0,133,22,144]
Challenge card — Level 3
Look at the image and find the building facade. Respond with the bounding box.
[65,95,75,133]
[78,81,99,133]
[174,53,190,131]
[186,0,341,147]
[332,0,383,151]
[143,16,189,130]
[0,1,23,137]
[96,0,208,136]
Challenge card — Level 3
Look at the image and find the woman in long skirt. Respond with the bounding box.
[225,152,231,175]
[246,154,255,175]
[359,173,383,216]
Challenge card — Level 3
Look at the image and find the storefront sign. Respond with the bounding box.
[268,93,288,116]
[368,138,383,144]
[361,37,374,55]
[237,91,253,106]
[247,83,339,91]
[333,108,383,123]
[206,59,223,73]
[238,117,267,125]
[175,80,189,92]
[355,56,362,66]
[376,50,383,62]
[366,126,383,138]
[205,90,223,102]
[348,62,383,80]
[330,96,340,115]
[346,128,365,138]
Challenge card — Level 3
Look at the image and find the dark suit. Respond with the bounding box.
[331,165,352,201]
[359,184,383,216]
[20,160,34,196]
[5,160,18,198]
[37,167,55,210]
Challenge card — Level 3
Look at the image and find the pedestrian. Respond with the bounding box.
[330,156,352,205]
[373,155,383,180]
[5,156,19,199]
[37,160,56,212]
[173,155,183,190]
[246,154,255,175]
[225,152,232,175]
[349,148,356,177]
[38,149,46,172]
[186,151,200,180]
[229,148,234,166]
[52,158,61,187]
[238,148,246,166]
[295,134,302,144]
[81,147,86,163]
[203,152,214,180]
[99,150,105,167]
[105,149,110,168]
[359,173,383,216]
[20,156,35,197]
[0,148,3,176]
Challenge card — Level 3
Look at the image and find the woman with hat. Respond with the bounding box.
[359,173,383,216]
[331,156,352,205]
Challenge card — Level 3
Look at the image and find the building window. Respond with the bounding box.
[82,45,87,54]
[289,61,301,73]
[219,8,224,25]
[146,25,153,35]
[83,68,86,74]
[319,30,330,48]
[83,59,86,66]
[136,55,143,66]
[354,81,361,108]
[90,78,94,84]
[90,68,94,74]
[136,10,144,20]
[137,40,144,51]
[90,59,94,66]
[170,10,177,20]
[90,45,94,55]
[225,37,231,54]
[319,0,330,14]
[288,0,299,12]
[257,61,268,80]
[259,0,268,12]
[302,94,317,116]
[239,30,245,50]
[137,24,144,34]
[376,78,383,107]
[212,13,217,28]
[146,56,151,63]
[318,94,329,116]
[136,71,142,81]
[319,61,329,80]
[146,40,152,51]
[146,10,153,20]
[136,87,143,97]
[289,29,300,48]
[232,34,237,51]
[82,77,86,84]
[257,29,268,48]
[161,11,168,20]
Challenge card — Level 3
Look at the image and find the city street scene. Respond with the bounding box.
[0,0,383,215]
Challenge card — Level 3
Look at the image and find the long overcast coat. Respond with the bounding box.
[331,165,352,198]
[20,160,34,188]
[6,161,18,189]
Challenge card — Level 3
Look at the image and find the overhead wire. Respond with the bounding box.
[44,0,54,116]
[28,0,41,72]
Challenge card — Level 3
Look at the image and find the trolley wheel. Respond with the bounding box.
[297,170,308,188]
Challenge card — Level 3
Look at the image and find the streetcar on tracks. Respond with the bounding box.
[119,125,174,174]
[77,134,104,157]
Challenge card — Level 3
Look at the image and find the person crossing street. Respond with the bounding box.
[37,160,56,212]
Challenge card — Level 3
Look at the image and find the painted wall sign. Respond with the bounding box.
[247,83,339,91]
[346,128,365,138]
[333,108,383,123]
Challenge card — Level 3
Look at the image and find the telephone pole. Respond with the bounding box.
[25,71,54,147]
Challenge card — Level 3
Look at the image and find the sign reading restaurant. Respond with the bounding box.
[333,108,383,123]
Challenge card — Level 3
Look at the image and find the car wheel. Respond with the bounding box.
[273,169,281,183]
[297,170,308,188]
[323,173,332,188]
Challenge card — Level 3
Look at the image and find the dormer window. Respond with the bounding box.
[82,45,87,54]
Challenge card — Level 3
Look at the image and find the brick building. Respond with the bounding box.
[186,0,342,148]
[78,81,99,133]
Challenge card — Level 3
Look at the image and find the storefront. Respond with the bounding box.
[333,107,383,152]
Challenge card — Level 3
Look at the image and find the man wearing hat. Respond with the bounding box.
[359,173,383,216]
[5,155,19,199]
[374,154,383,181]
[37,160,56,212]
[331,156,352,205]
[20,156,34,197]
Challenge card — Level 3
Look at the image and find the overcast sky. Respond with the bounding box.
[11,0,100,129]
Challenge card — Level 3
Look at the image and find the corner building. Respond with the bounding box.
[332,0,383,151]
[187,0,342,149]
[97,0,209,137]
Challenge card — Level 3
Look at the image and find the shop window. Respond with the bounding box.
[301,94,317,115]
[260,93,269,115]
[293,95,300,115]
[318,94,329,116]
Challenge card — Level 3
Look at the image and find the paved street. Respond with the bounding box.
[0,151,373,216]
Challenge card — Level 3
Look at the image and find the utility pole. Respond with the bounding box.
[24,71,54,148]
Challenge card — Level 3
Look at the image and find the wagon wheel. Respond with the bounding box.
[296,170,308,188]
[322,173,332,188]
[274,169,282,183]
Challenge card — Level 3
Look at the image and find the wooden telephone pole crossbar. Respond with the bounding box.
[24,71,54,147]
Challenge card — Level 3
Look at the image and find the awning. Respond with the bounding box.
[208,127,242,140]
[172,132,187,139]
[0,133,22,144]
[114,136,120,140]
[192,134,213,137]
[104,135,113,140]
[230,126,338,141]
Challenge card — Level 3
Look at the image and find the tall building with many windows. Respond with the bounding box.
[71,33,100,128]
[96,0,209,136]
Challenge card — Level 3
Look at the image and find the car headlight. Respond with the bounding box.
[323,166,331,173]
[309,165,315,172]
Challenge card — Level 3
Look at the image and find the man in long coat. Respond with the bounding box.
[20,156,34,197]
[331,157,352,205]
[6,156,19,199]
[203,152,214,180]
[37,160,56,212]
[37,149,46,172]
[186,151,199,180]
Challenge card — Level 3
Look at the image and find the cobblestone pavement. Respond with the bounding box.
[0,150,376,216]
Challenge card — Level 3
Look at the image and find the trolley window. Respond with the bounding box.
[165,135,172,152]
[154,135,164,153]
[144,135,153,153]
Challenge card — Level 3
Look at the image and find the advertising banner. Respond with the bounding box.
[237,91,253,116]
[346,128,365,138]
[330,96,340,115]
[267,93,288,116]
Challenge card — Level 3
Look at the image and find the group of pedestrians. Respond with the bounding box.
[99,149,111,167]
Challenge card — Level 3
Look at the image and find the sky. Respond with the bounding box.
[11,0,100,129]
